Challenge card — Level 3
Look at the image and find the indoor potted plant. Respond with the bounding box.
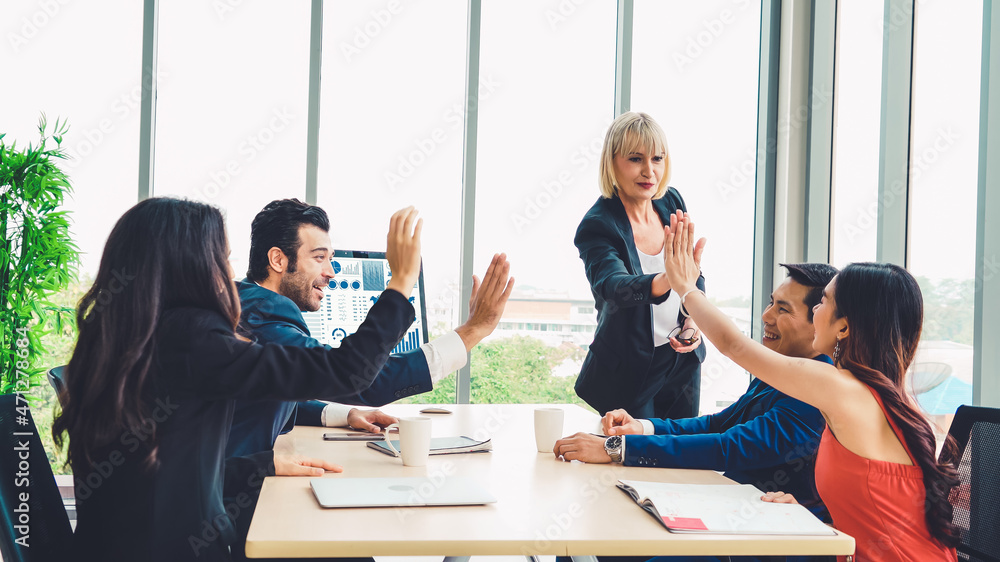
[1,115,79,395]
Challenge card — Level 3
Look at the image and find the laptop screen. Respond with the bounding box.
[301,250,428,352]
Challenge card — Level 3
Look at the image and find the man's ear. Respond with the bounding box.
[267,247,288,275]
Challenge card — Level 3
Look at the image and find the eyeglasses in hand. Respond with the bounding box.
[668,326,699,346]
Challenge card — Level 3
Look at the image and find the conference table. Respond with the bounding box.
[245,404,855,559]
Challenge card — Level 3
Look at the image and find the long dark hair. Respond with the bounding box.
[53,198,241,469]
[834,262,960,547]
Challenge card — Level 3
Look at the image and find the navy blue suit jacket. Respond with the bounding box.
[226,280,433,457]
[574,192,706,415]
[73,293,414,561]
[624,355,832,514]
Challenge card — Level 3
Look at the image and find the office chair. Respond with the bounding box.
[942,405,1000,562]
[47,365,66,400]
[0,393,73,561]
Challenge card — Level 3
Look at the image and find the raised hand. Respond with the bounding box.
[455,253,515,352]
[385,206,423,298]
[603,409,643,435]
[662,211,707,296]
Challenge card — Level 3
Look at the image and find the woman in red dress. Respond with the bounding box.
[659,213,959,562]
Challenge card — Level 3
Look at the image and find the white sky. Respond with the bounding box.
[0,0,982,299]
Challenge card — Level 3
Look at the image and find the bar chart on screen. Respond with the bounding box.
[303,251,427,352]
[393,329,422,354]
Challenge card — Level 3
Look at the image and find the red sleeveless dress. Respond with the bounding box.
[814,385,957,561]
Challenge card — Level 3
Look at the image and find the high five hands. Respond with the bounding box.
[385,206,423,299]
[456,253,515,352]
[662,211,707,297]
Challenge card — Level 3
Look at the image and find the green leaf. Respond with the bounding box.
[0,114,80,393]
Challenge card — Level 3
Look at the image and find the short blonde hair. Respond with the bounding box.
[598,112,671,199]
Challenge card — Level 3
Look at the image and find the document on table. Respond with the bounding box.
[367,436,492,457]
[617,480,836,536]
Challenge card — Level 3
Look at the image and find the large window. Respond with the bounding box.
[0,0,144,475]
[317,2,468,404]
[908,0,982,435]
[0,1,143,276]
[152,1,312,280]
[830,0,884,268]
[632,0,762,414]
[469,0,616,406]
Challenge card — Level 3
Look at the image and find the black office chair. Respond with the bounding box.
[47,365,66,401]
[0,393,73,561]
[941,405,1000,562]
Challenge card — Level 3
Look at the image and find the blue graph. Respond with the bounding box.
[392,329,420,354]
[362,261,385,291]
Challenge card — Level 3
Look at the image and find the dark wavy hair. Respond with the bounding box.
[834,262,960,547]
[53,197,240,470]
[246,198,330,282]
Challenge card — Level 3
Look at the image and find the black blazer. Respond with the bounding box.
[574,191,706,414]
[70,290,413,562]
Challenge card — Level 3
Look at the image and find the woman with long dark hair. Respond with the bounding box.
[53,197,422,561]
[649,212,959,561]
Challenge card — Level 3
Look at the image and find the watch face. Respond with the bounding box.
[606,435,622,449]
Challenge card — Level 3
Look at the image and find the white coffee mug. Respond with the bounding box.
[382,416,432,467]
[534,407,565,453]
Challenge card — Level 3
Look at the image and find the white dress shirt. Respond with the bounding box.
[636,248,682,347]
[320,330,468,426]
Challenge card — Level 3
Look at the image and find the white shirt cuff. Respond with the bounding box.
[640,419,655,435]
[420,330,468,383]
[620,435,627,463]
[321,402,355,427]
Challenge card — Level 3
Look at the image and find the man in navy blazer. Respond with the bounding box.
[226,199,513,458]
[555,263,838,522]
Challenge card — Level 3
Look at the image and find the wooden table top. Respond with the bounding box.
[245,403,854,558]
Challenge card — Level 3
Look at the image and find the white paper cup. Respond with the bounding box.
[383,416,432,467]
[534,407,565,453]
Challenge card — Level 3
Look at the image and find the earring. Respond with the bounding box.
[833,339,841,364]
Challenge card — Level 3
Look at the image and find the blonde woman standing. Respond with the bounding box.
[573,112,706,420]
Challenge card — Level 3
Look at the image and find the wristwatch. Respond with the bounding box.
[604,435,623,463]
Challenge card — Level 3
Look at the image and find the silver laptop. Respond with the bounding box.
[310,476,498,508]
